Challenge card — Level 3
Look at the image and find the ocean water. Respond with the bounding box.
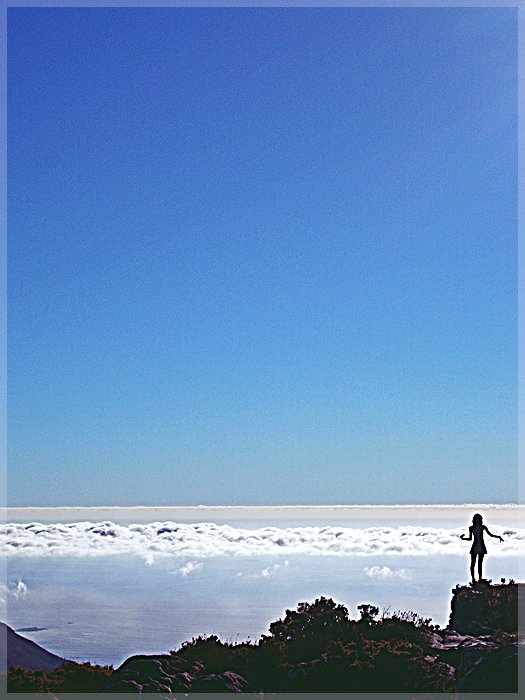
[2,505,522,668]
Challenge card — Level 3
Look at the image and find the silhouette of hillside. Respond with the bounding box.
[2,581,521,694]
[0,623,67,673]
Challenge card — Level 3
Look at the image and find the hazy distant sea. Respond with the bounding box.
[2,505,522,667]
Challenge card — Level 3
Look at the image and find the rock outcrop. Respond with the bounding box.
[102,653,248,694]
[448,580,520,634]
[427,581,522,693]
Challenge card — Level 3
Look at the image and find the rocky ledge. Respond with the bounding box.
[431,580,522,693]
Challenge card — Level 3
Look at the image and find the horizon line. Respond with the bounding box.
[4,503,521,510]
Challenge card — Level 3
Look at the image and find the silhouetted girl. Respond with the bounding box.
[460,513,503,583]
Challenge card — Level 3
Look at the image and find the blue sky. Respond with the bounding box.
[8,8,517,506]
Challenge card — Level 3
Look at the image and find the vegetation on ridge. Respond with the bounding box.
[2,596,452,694]
[2,582,519,694]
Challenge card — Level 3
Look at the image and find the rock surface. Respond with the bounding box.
[448,580,520,634]
[429,581,522,693]
[102,653,249,694]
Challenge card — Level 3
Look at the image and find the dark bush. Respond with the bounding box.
[7,662,112,694]
[176,634,233,674]
[264,596,357,664]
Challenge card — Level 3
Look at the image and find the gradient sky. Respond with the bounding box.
[8,7,517,506]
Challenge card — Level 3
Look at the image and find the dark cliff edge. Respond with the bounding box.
[2,582,522,695]
[449,579,521,635]
[436,581,522,693]
[0,622,67,674]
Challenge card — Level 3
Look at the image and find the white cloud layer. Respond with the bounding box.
[1,522,522,564]
[170,561,203,576]
[261,560,289,578]
[364,565,410,580]
[13,580,29,599]
[0,579,30,602]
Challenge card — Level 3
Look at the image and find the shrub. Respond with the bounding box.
[267,596,350,643]
[7,662,112,694]
[265,596,355,663]
[357,604,379,624]
[176,634,233,674]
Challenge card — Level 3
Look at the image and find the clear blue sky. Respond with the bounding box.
[8,7,517,506]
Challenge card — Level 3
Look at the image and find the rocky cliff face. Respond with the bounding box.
[428,581,522,693]
[448,580,520,635]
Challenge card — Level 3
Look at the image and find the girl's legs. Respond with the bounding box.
[470,554,476,582]
[478,554,485,581]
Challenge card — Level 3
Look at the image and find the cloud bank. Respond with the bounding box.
[0,579,30,604]
[1,522,522,564]
[364,566,410,580]
[261,560,289,578]
[169,561,203,577]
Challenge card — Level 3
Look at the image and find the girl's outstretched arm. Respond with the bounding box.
[483,525,503,542]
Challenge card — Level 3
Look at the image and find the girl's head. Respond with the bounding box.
[472,513,483,526]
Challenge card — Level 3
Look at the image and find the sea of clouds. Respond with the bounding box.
[1,521,522,564]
